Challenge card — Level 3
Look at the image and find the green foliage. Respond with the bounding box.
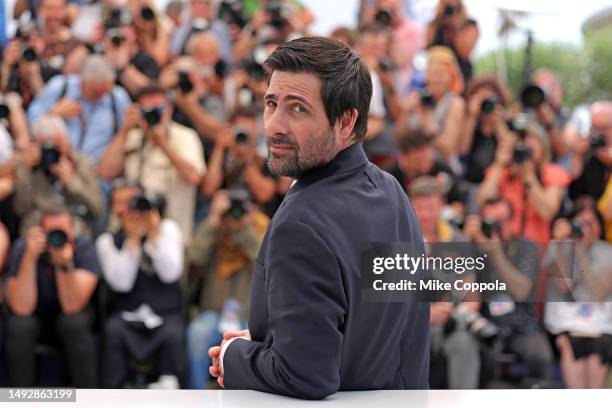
[474,29,612,108]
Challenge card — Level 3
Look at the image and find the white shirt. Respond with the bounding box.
[95,219,184,293]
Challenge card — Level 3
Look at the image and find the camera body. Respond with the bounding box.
[420,90,436,108]
[481,219,501,239]
[141,107,163,127]
[177,71,194,93]
[106,28,126,47]
[225,189,250,220]
[129,193,166,215]
[0,100,10,120]
[590,133,607,150]
[104,7,131,30]
[512,143,533,164]
[40,143,61,173]
[570,219,583,239]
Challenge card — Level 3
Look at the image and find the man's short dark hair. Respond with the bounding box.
[263,36,373,142]
[482,197,514,219]
[397,125,434,152]
[135,84,166,101]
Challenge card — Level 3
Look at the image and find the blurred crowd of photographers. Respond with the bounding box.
[0,0,611,390]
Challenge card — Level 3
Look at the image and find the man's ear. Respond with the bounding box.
[337,109,359,146]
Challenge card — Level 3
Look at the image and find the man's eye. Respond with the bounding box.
[290,104,305,113]
[265,100,277,108]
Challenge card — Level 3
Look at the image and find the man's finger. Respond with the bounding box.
[208,346,221,358]
[209,365,220,378]
[218,376,224,388]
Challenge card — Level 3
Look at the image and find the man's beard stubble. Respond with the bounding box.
[266,130,337,179]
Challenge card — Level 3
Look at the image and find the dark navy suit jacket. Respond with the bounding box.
[223,142,430,399]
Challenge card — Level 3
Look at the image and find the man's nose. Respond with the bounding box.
[264,105,289,137]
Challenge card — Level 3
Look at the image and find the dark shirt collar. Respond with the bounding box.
[286,142,368,197]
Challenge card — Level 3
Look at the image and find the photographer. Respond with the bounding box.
[27,55,131,162]
[13,114,103,238]
[4,208,100,387]
[389,124,463,205]
[98,85,205,245]
[171,0,232,60]
[186,189,268,389]
[426,0,478,84]
[460,75,512,211]
[464,198,553,384]
[477,116,571,243]
[543,198,612,388]
[201,107,279,216]
[166,32,228,145]
[359,0,424,96]
[96,181,184,388]
[520,69,571,161]
[569,101,612,202]
[401,46,465,165]
[2,0,87,106]
[408,176,481,389]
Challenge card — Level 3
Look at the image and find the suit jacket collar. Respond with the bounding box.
[286,142,368,198]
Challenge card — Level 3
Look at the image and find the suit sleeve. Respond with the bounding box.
[222,220,347,400]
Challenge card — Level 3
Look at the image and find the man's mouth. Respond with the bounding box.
[269,144,294,154]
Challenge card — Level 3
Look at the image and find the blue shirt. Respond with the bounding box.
[27,75,131,162]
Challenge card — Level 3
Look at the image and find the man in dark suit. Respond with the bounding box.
[208,37,429,399]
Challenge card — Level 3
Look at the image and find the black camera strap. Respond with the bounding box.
[56,76,119,150]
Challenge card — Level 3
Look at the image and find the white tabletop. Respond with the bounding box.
[3,389,612,408]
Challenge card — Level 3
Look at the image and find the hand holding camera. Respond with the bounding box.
[122,104,144,132]
[46,229,74,270]
[49,155,77,184]
[24,226,47,260]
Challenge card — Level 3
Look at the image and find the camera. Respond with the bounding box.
[265,0,288,30]
[234,129,249,145]
[104,7,131,30]
[420,90,436,108]
[512,143,533,164]
[225,189,250,220]
[129,193,166,214]
[590,133,607,150]
[481,219,501,239]
[141,107,163,127]
[375,9,392,26]
[480,97,498,114]
[444,304,498,345]
[444,4,456,17]
[21,46,37,62]
[177,70,193,93]
[47,229,68,248]
[218,0,247,28]
[106,28,125,47]
[520,83,546,109]
[507,113,529,140]
[570,219,583,239]
[40,143,61,172]
[0,101,10,120]
[140,6,156,21]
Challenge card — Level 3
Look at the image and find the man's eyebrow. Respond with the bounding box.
[283,94,312,108]
[264,93,277,101]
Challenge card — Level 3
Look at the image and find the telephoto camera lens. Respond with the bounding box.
[140,6,156,21]
[141,107,162,127]
[480,97,497,114]
[47,229,68,248]
[520,84,546,109]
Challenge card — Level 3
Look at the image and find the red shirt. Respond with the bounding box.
[486,163,571,243]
